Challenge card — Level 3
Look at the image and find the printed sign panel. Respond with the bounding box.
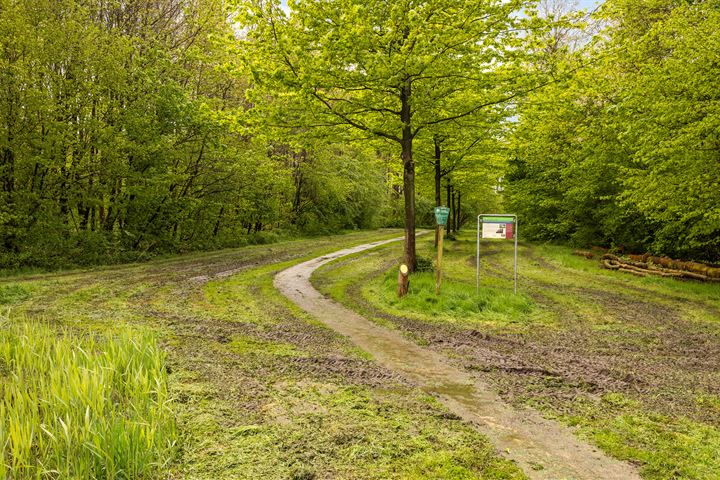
[481,217,515,239]
[482,222,506,239]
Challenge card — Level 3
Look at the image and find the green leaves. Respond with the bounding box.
[240,0,538,142]
[506,0,720,261]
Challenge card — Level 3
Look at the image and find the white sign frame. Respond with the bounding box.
[476,214,518,294]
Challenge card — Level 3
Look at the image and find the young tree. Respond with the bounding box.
[239,0,544,270]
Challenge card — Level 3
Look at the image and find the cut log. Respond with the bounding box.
[600,253,720,282]
[628,253,650,263]
[619,267,648,277]
[398,264,410,298]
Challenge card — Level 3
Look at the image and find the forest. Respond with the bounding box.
[2,1,720,480]
[2,0,715,271]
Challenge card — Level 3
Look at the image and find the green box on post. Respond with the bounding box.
[434,206,450,226]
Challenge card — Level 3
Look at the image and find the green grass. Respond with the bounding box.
[0,284,32,305]
[313,235,554,331]
[526,244,720,313]
[0,230,526,479]
[17,228,716,479]
[168,232,525,479]
[374,269,534,327]
[228,335,305,357]
[0,316,176,479]
[313,230,720,480]
[557,393,720,480]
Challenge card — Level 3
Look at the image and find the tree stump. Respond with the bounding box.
[397,264,410,298]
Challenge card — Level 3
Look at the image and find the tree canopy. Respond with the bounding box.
[0,0,717,269]
[238,0,545,269]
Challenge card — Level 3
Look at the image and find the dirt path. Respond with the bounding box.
[275,237,641,480]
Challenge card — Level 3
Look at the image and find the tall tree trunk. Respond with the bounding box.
[291,171,303,222]
[433,135,442,248]
[456,191,462,231]
[400,79,416,271]
[1,146,14,194]
[290,150,305,224]
[450,188,456,235]
[1,145,16,252]
[446,181,453,234]
[2,100,16,195]
[213,206,225,237]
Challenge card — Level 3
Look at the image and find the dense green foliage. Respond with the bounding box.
[0,0,400,270]
[506,0,720,261]
[0,318,175,478]
[2,0,716,267]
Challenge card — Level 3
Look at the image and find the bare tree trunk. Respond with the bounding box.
[450,188,456,235]
[290,150,306,224]
[1,146,14,194]
[446,181,453,234]
[213,206,225,237]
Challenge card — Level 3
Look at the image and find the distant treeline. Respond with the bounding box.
[0,0,402,269]
[507,0,720,262]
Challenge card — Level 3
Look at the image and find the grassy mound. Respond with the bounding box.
[373,269,536,329]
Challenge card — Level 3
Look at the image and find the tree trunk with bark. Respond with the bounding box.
[456,191,461,231]
[433,135,442,247]
[400,79,416,271]
[446,181,453,234]
[450,189,456,234]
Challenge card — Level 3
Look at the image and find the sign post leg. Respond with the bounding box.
[436,225,445,295]
[476,216,480,295]
[514,219,519,294]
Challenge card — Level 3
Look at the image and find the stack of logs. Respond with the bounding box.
[600,253,720,282]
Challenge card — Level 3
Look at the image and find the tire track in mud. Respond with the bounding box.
[471,243,720,424]
[275,236,641,480]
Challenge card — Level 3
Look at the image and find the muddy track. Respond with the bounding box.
[275,237,641,480]
[481,245,720,416]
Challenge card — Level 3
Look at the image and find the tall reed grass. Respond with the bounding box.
[0,316,176,479]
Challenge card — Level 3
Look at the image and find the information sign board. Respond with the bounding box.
[434,206,450,226]
[476,214,519,294]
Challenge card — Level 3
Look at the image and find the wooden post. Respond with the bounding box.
[398,264,410,298]
[435,225,445,294]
